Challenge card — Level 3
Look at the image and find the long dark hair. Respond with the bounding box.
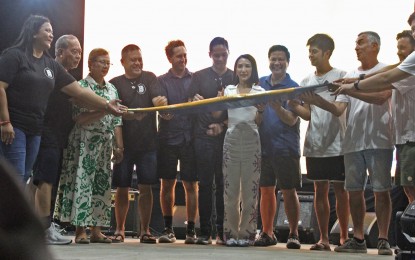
[3,15,51,57]
[232,54,259,86]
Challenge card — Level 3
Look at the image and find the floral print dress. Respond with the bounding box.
[54,75,122,227]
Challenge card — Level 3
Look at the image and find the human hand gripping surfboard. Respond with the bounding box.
[128,81,337,115]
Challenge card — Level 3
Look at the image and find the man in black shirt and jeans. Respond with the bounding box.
[188,37,233,245]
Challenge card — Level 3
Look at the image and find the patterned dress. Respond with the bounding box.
[54,75,122,227]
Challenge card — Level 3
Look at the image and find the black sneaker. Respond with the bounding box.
[286,233,301,249]
[158,227,176,243]
[377,239,392,255]
[334,238,367,253]
[253,232,277,247]
[184,228,197,244]
[196,235,212,245]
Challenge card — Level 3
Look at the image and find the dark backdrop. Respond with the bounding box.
[0,0,85,79]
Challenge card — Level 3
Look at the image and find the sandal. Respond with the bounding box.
[310,242,331,251]
[90,236,112,243]
[110,233,124,243]
[75,237,90,244]
[140,233,157,244]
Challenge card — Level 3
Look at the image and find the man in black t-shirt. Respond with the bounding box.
[32,35,82,246]
[188,37,233,245]
[110,44,159,243]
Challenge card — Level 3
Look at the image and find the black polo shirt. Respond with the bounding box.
[110,71,158,152]
[153,69,193,145]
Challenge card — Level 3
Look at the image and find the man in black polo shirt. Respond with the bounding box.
[152,40,198,244]
[188,37,233,245]
[110,44,159,243]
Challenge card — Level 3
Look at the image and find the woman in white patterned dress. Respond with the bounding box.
[55,48,123,244]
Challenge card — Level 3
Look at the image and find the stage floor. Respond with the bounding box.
[49,235,395,260]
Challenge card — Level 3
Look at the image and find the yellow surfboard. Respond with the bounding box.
[128,82,335,114]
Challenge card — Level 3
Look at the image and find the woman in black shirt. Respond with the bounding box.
[0,15,125,183]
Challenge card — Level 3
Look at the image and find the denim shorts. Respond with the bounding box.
[395,142,415,186]
[112,149,158,187]
[344,149,393,192]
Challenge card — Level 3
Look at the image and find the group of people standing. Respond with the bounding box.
[1,11,415,257]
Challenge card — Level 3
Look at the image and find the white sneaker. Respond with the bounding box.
[237,239,250,247]
[226,238,238,247]
[45,224,72,245]
[51,223,67,235]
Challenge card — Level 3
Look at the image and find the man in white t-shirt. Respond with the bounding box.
[334,14,415,203]
[305,31,393,255]
[290,33,349,251]
[392,30,415,202]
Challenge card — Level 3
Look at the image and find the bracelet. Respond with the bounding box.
[113,147,124,152]
[105,100,110,111]
[353,80,360,90]
[359,74,365,80]
[0,120,10,126]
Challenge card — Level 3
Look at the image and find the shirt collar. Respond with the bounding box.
[85,74,109,90]
[265,73,293,88]
[167,68,192,79]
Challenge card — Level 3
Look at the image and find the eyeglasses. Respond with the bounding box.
[95,60,113,66]
[69,49,82,56]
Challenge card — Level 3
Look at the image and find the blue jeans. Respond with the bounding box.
[1,127,41,183]
[195,137,224,236]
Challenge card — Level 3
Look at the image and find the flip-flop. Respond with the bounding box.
[140,233,157,244]
[310,242,331,251]
[110,234,124,243]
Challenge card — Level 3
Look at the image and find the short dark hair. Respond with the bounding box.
[165,40,185,59]
[121,44,141,59]
[306,33,335,57]
[408,12,415,26]
[232,54,259,86]
[268,45,290,62]
[209,37,229,52]
[396,30,415,47]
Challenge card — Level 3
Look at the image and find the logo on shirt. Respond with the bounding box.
[44,67,54,79]
[132,83,146,95]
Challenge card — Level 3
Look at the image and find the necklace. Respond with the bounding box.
[129,80,137,86]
